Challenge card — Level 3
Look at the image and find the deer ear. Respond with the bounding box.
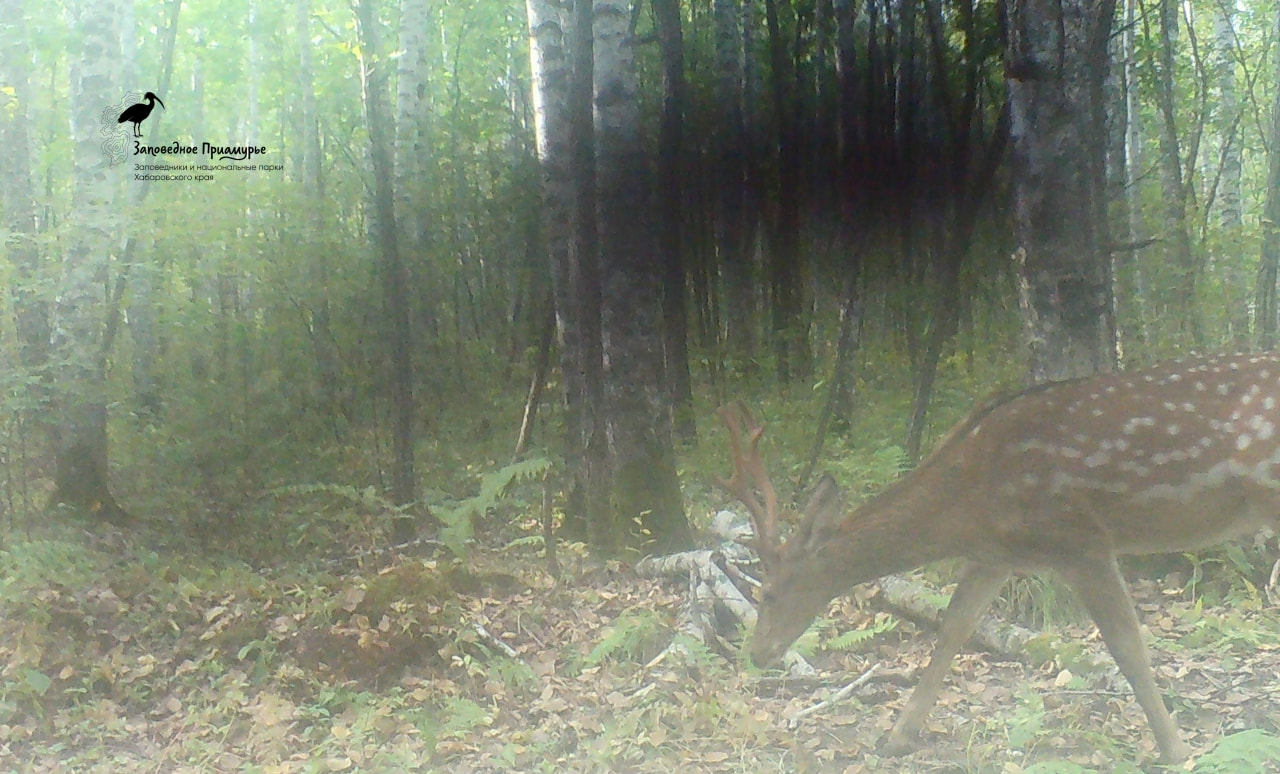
[797,473,846,552]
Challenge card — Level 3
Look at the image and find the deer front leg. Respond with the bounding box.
[1059,556,1191,764]
[883,563,1008,754]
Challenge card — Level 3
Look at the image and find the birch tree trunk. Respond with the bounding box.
[396,0,431,250]
[1119,0,1150,350]
[594,0,690,554]
[526,0,585,521]
[1256,6,1280,349]
[1213,3,1241,230]
[1213,1,1246,342]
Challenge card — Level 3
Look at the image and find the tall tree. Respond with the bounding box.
[593,0,690,553]
[1212,0,1246,342]
[1257,4,1280,350]
[526,0,596,534]
[1117,0,1150,350]
[764,0,809,382]
[118,0,180,421]
[904,0,1008,460]
[396,0,431,250]
[1213,1,1241,231]
[652,0,695,442]
[1,0,49,383]
[354,0,417,538]
[568,0,610,542]
[1146,0,1201,346]
[820,0,865,428]
[713,0,753,362]
[54,0,127,521]
[298,0,344,433]
[1005,0,1117,381]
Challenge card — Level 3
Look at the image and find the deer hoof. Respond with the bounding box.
[879,730,921,757]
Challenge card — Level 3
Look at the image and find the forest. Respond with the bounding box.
[3,0,1280,770]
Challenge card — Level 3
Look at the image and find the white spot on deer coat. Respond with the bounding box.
[1085,451,1110,468]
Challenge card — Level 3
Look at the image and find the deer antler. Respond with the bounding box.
[716,402,782,566]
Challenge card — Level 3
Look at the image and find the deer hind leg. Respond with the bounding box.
[1059,556,1191,764]
[883,563,1008,754]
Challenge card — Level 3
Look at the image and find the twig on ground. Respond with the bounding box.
[472,621,520,659]
[786,663,882,727]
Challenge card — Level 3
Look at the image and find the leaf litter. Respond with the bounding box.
[0,530,1277,772]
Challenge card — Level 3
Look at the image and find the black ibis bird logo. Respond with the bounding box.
[118,92,164,137]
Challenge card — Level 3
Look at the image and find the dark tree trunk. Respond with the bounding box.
[829,0,860,422]
[567,0,610,542]
[652,0,695,444]
[1005,0,1118,382]
[1147,0,1201,347]
[514,297,556,458]
[764,0,808,383]
[799,268,864,493]
[905,95,1010,460]
[298,0,346,437]
[355,0,418,540]
[714,0,754,364]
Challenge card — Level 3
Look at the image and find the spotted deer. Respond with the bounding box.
[719,352,1280,763]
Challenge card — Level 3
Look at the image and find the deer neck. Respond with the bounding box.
[814,468,966,591]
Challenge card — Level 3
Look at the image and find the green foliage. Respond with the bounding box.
[1005,689,1045,750]
[440,696,493,740]
[1022,762,1094,774]
[0,538,104,620]
[586,607,669,667]
[1002,574,1086,631]
[1192,730,1280,774]
[1038,638,1097,676]
[435,456,553,557]
[1181,545,1270,605]
[824,615,898,652]
[784,620,828,660]
[260,455,552,560]
[1177,599,1280,654]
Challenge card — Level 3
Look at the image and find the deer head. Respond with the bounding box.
[716,403,851,666]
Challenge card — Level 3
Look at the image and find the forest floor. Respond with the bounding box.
[2,512,1280,774]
